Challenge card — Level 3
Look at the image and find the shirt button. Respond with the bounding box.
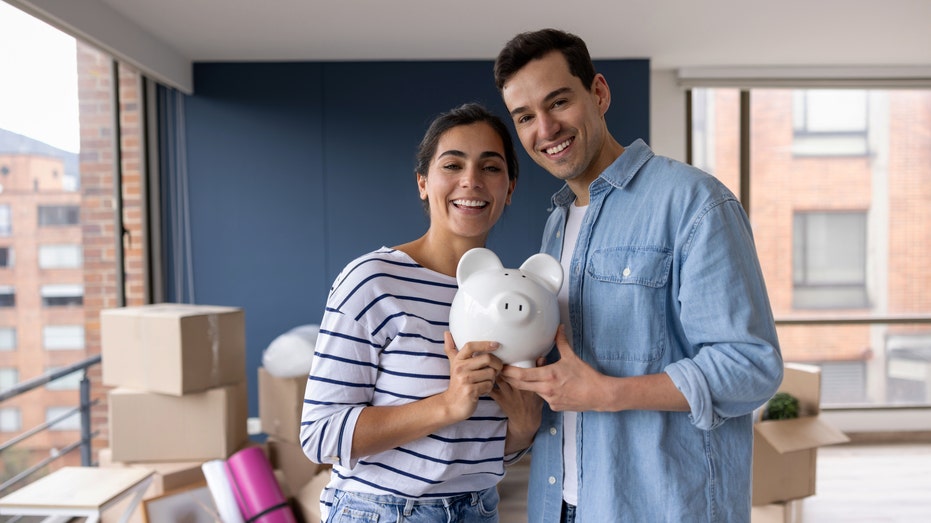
[549,427,558,436]
[548,476,557,485]
[556,230,561,239]
[623,267,631,277]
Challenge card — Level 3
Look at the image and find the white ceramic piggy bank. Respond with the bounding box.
[449,248,563,368]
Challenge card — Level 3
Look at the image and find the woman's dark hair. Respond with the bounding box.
[494,28,596,92]
[414,103,519,183]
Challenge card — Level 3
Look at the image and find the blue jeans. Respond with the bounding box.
[560,501,576,523]
[326,487,499,522]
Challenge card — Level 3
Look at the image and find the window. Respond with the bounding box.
[792,89,869,156]
[44,367,82,390]
[0,204,10,235]
[0,367,17,392]
[0,327,14,350]
[40,284,83,307]
[0,285,14,307]
[793,211,868,309]
[0,407,21,432]
[0,246,12,268]
[37,205,80,226]
[38,244,82,269]
[45,406,80,431]
[43,325,85,350]
[690,87,931,409]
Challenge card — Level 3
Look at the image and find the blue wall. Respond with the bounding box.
[177,59,649,417]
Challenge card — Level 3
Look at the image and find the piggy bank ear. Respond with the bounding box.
[456,248,503,285]
[519,253,563,294]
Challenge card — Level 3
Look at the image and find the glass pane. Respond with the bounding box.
[690,88,741,197]
[749,88,931,407]
[0,3,147,474]
[693,87,931,408]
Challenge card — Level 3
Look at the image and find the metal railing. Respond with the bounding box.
[0,354,101,496]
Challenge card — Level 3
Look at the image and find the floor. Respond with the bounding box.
[497,442,931,522]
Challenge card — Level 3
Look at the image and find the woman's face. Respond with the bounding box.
[418,122,515,242]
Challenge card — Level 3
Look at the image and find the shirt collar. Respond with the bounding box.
[551,138,654,207]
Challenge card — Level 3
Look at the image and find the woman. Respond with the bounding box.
[301,103,541,522]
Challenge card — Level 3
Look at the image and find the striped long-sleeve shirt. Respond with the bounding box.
[300,247,512,515]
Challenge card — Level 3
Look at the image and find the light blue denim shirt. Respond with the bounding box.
[527,139,783,522]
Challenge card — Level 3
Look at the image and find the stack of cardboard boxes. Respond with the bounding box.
[99,303,250,521]
[258,366,331,522]
[751,363,850,522]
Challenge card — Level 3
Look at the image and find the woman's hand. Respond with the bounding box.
[491,372,543,454]
[441,332,503,421]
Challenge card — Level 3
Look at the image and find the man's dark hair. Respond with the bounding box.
[494,28,596,92]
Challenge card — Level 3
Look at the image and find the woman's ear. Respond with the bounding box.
[417,172,427,200]
[506,179,516,205]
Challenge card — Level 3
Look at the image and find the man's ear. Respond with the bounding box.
[592,73,611,115]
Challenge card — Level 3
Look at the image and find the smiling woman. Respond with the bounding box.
[299,103,542,522]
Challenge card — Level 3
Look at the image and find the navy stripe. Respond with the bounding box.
[373,387,427,401]
[393,331,444,344]
[394,446,504,466]
[318,330,384,350]
[428,433,506,444]
[338,273,457,310]
[336,253,422,292]
[358,460,442,485]
[310,375,374,389]
[304,399,367,406]
[379,367,449,380]
[314,351,379,369]
[334,469,491,499]
[381,348,447,359]
[370,311,448,336]
[356,293,452,322]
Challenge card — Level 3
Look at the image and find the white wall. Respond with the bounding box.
[649,69,687,163]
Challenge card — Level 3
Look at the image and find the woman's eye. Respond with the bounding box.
[442,163,461,171]
[483,165,502,173]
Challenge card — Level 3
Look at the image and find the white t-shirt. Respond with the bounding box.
[559,202,587,506]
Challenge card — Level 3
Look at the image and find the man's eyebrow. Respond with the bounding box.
[509,87,573,117]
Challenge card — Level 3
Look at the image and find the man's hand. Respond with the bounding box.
[500,325,608,412]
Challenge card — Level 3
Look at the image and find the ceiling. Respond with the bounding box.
[10,0,931,93]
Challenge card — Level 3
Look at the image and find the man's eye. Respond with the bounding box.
[552,99,567,108]
[516,115,533,124]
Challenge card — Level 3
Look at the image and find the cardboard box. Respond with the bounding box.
[752,363,849,506]
[259,366,307,443]
[267,437,329,497]
[101,303,246,396]
[751,500,802,523]
[98,448,207,523]
[109,382,249,462]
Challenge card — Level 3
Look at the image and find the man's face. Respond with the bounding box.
[501,51,610,187]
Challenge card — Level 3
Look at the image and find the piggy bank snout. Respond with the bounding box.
[493,292,532,323]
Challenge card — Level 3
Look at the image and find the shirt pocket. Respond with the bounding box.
[585,246,672,363]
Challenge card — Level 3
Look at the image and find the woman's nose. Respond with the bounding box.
[460,166,483,187]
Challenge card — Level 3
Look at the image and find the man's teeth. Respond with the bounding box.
[545,139,571,155]
[452,199,486,208]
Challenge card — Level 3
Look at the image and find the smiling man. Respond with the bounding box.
[494,29,784,523]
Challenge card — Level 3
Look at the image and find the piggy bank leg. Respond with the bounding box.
[512,360,535,369]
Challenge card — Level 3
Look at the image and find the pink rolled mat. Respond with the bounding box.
[225,446,297,523]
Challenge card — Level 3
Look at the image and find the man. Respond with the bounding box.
[495,28,784,522]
